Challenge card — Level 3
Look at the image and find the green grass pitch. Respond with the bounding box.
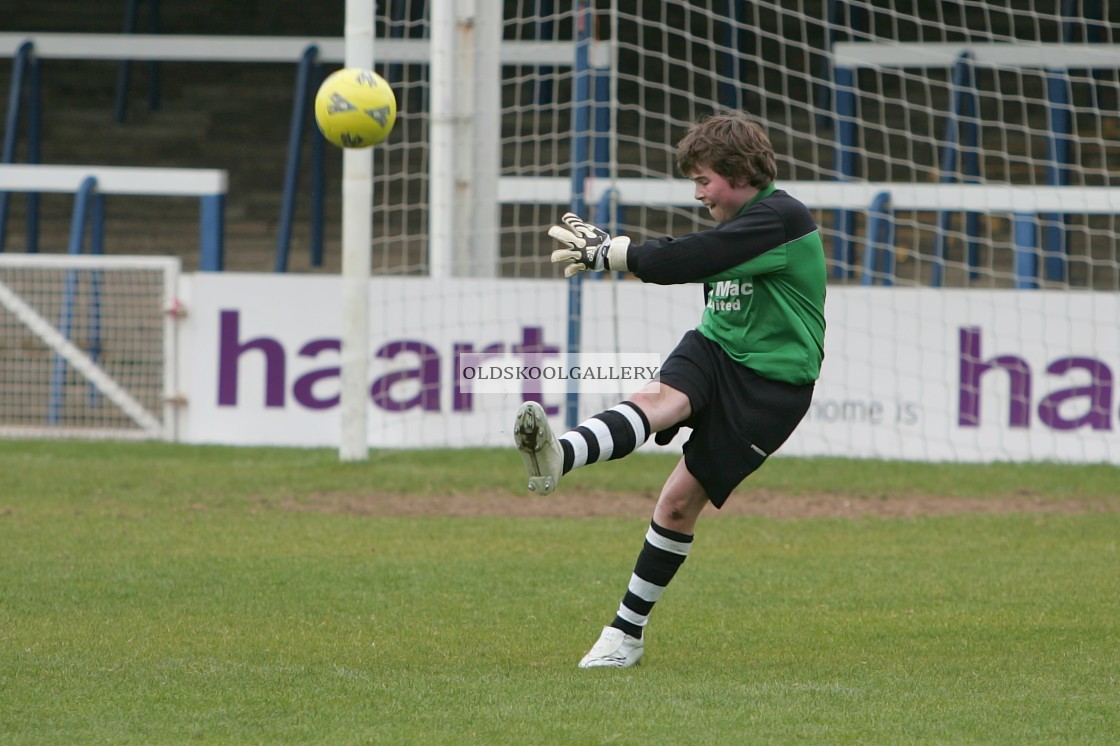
[2,440,1118,744]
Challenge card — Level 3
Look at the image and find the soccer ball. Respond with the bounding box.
[314,68,397,149]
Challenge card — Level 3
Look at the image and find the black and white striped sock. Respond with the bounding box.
[610,521,693,639]
[558,401,651,475]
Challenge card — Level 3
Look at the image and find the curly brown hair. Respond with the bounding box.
[676,112,777,189]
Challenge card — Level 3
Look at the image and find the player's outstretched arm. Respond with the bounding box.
[547,212,631,277]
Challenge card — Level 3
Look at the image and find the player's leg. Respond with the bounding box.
[514,381,690,495]
[579,365,815,667]
[651,456,710,533]
[578,458,708,668]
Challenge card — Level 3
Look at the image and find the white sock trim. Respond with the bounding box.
[616,604,648,628]
[612,402,649,442]
[583,416,615,461]
[645,525,693,556]
[627,574,665,603]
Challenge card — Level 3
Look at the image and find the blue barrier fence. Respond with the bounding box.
[1,30,576,274]
[0,164,227,270]
[933,51,981,288]
[0,35,312,272]
[830,39,1120,284]
[50,176,105,424]
[1,41,41,254]
[115,0,162,123]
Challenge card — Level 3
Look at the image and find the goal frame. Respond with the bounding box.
[0,253,182,441]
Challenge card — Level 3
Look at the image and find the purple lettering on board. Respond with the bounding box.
[371,340,440,412]
[292,339,342,410]
[453,341,505,412]
[512,326,562,416]
[1038,357,1113,431]
[958,327,1032,428]
[217,310,286,408]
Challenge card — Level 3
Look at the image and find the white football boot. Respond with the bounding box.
[514,401,564,495]
[578,626,645,669]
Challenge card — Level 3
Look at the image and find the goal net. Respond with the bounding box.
[348,1,1119,462]
[372,1,1120,284]
[0,254,181,440]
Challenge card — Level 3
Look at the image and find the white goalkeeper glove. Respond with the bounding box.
[547,212,631,277]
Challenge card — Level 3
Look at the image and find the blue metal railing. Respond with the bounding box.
[1042,68,1072,283]
[826,0,1110,287]
[713,0,750,112]
[1062,0,1103,43]
[564,0,594,429]
[534,0,556,106]
[852,184,1058,290]
[1013,213,1040,289]
[594,187,622,241]
[114,0,162,123]
[1,40,42,254]
[49,176,105,424]
[832,54,1089,289]
[111,0,313,271]
[3,30,314,273]
[815,0,869,130]
[861,191,894,286]
[831,62,858,279]
[274,44,325,272]
[594,187,626,282]
[308,63,327,269]
[592,48,610,178]
[199,190,226,272]
[3,40,226,269]
[933,52,981,287]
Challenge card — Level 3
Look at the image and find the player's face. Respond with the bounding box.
[687,166,757,223]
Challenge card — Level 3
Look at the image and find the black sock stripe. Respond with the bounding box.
[650,520,694,545]
[622,591,655,617]
[560,439,574,474]
[574,425,600,464]
[594,410,635,460]
[634,543,688,586]
[611,618,644,639]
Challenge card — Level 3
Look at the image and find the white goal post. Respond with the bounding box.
[0,254,182,440]
[3,3,1117,463]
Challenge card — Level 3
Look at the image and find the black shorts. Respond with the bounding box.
[658,330,815,508]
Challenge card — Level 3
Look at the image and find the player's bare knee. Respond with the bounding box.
[629,388,689,432]
[657,492,694,522]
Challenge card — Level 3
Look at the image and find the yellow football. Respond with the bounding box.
[314,68,398,149]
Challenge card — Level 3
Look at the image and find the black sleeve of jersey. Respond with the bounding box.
[626,191,814,285]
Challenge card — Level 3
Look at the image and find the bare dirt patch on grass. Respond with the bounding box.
[276,489,1119,520]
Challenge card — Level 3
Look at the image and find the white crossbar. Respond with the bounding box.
[497,177,1120,214]
[0,254,181,271]
[834,41,1120,69]
[0,164,226,196]
[0,33,574,66]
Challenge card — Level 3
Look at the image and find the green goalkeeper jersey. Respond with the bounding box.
[625,183,826,385]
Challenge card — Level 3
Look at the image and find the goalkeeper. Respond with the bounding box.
[514,111,826,668]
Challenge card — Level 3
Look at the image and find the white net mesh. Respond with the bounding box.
[0,255,179,439]
[349,1,1120,462]
[366,1,1120,288]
